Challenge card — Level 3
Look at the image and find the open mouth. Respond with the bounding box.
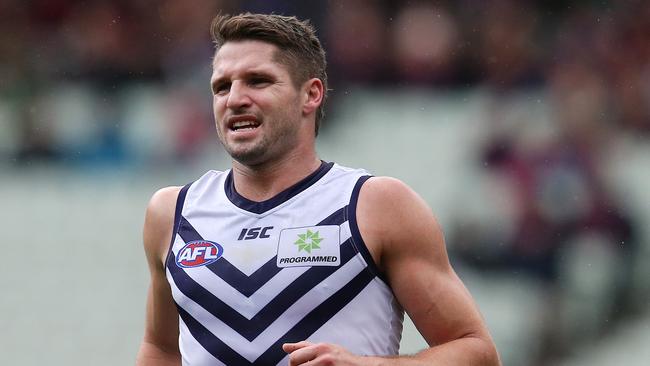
[231,120,260,131]
[228,115,261,132]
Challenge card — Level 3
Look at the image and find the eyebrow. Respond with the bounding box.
[246,70,276,80]
[211,70,275,88]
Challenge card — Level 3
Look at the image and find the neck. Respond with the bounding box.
[231,150,321,202]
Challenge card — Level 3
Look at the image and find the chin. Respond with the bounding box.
[229,149,268,166]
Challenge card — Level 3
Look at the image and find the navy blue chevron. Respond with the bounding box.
[177,306,250,365]
[177,267,375,365]
[174,205,347,297]
[254,269,374,364]
[169,237,358,341]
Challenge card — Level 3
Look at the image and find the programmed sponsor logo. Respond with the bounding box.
[278,255,338,265]
[277,226,341,268]
[176,240,224,268]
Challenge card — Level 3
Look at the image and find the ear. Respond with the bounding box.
[301,78,324,117]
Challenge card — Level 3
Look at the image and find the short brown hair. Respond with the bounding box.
[210,13,328,135]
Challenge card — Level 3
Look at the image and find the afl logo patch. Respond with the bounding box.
[176,240,224,268]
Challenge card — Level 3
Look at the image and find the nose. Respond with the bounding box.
[226,80,252,110]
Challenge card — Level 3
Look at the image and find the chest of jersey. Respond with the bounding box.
[165,164,402,365]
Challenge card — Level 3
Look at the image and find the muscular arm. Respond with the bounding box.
[366,177,498,365]
[285,177,499,365]
[136,187,182,366]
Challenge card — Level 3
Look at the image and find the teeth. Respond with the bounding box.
[232,120,258,129]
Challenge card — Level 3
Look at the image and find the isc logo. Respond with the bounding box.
[176,240,223,268]
[238,226,274,240]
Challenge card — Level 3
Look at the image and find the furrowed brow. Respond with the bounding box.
[245,70,275,80]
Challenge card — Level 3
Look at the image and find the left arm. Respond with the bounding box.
[284,177,500,365]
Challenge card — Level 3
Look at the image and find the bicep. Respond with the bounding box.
[388,247,486,346]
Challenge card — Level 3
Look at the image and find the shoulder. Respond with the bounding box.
[356,176,446,271]
[145,186,183,226]
[357,176,416,202]
[357,176,434,228]
[143,186,183,267]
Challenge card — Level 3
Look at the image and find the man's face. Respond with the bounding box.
[211,40,304,166]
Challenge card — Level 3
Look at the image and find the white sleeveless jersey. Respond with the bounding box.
[165,162,404,365]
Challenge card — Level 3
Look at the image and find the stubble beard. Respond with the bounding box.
[218,113,301,168]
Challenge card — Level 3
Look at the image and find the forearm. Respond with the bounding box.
[372,336,500,366]
[135,341,181,366]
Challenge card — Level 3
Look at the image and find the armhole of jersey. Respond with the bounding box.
[347,175,389,284]
[164,183,192,270]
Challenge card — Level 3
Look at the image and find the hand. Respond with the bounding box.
[283,341,365,366]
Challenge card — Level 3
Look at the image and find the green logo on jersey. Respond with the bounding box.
[294,230,323,253]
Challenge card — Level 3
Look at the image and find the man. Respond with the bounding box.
[136,13,499,366]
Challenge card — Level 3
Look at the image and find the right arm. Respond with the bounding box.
[136,187,183,366]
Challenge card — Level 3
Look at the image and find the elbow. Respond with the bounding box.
[458,333,500,366]
[479,338,501,366]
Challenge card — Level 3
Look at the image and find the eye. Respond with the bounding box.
[212,82,230,95]
[249,77,271,87]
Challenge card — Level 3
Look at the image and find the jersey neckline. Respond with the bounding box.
[224,161,334,214]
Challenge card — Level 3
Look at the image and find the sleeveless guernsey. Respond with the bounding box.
[165,162,404,365]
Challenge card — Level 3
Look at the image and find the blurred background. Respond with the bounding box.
[1,0,649,365]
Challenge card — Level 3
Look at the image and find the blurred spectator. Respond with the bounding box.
[458,125,635,281]
[468,0,544,88]
[325,0,390,85]
[157,0,225,86]
[391,3,461,85]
